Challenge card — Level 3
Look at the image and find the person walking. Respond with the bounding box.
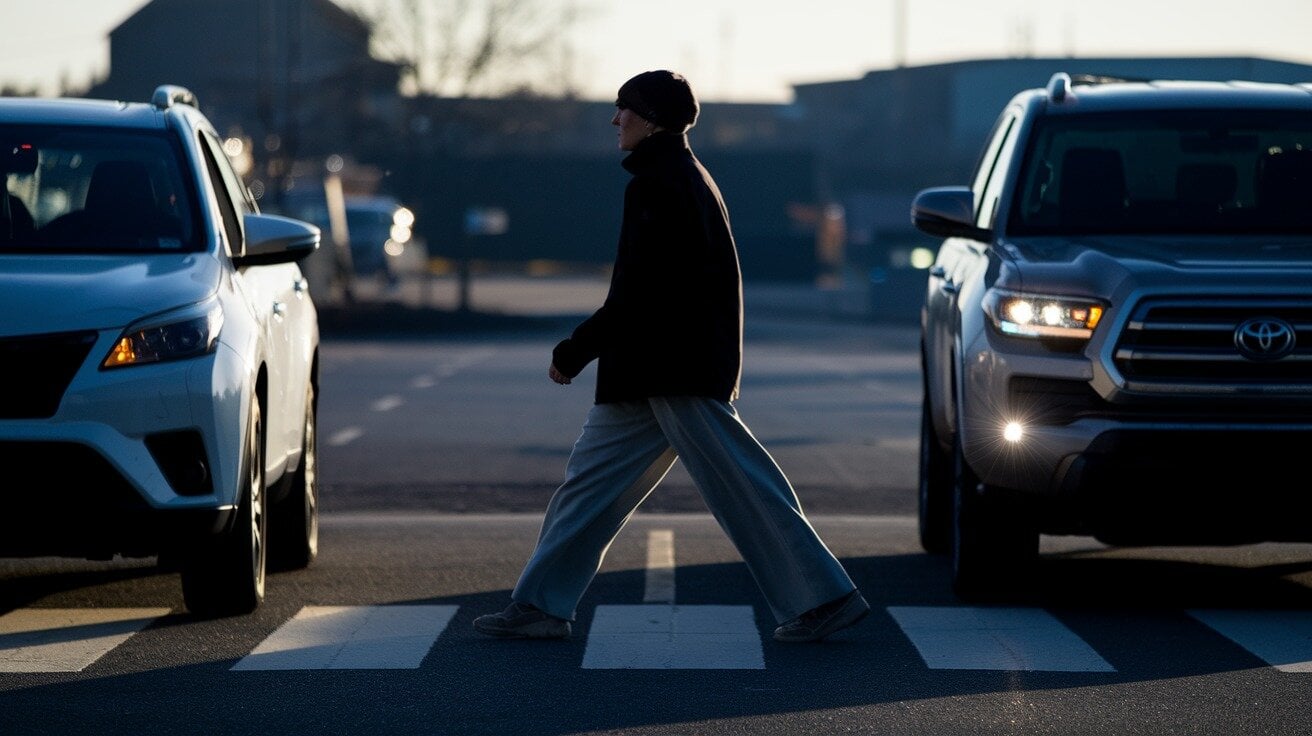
[473,70,868,643]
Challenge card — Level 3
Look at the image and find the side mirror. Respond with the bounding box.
[911,186,992,242]
[236,213,320,266]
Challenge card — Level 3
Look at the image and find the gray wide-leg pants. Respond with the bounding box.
[511,396,857,623]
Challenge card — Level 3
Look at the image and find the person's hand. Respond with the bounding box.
[548,364,571,385]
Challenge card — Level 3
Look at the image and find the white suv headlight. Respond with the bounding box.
[102,299,224,369]
[984,289,1104,340]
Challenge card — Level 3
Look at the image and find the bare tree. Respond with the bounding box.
[342,0,589,98]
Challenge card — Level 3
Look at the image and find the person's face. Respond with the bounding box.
[612,106,654,151]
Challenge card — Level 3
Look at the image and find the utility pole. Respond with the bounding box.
[893,0,907,68]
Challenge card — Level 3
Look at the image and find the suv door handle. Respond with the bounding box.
[272,301,288,317]
[930,266,959,294]
[293,278,309,294]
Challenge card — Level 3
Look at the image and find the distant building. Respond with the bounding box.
[383,95,818,280]
[86,0,403,161]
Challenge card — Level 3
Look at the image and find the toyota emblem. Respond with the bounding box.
[1234,317,1296,361]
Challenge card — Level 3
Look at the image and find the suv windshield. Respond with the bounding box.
[1,126,201,253]
[1008,110,1312,236]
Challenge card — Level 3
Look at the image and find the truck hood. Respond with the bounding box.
[997,235,1312,294]
[1003,235,1312,268]
[0,254,222,337]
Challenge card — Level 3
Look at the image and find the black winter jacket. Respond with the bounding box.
[551,132,743,404]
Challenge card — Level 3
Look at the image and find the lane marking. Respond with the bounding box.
[411,375,436,389]
[327,427,363,446]
[583,605,764,669]
[1190,609,1312,673]
[0,608,170,672]
[887,606,1115,672]
[643,529,675,604]
[232,605,457,670]
[584,530,763,669]
[434,348,497,380]
[371,395,403,412]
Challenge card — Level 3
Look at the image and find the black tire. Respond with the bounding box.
[949,428,1038,600]
[270,383,318,571]
[181,399,267,617]
[918,391,953,554]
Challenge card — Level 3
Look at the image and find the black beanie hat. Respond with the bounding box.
[616,70,699,131]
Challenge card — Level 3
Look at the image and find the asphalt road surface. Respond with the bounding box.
[4,302,1312,735]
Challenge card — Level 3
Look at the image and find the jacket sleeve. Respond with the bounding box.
[551,302,610,379]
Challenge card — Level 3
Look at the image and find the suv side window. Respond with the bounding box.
[198,134,243,255]
[975,111,1021,230]
[971,110,1019,219]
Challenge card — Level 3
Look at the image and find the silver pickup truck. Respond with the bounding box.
[912,73,1312,598]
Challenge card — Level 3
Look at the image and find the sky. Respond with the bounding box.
[3,0,1312,102]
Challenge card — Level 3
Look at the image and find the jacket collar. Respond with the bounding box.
[622,132,691,175]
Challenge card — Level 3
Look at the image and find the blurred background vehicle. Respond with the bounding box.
[271,181,426,304]
[343,194,420,284]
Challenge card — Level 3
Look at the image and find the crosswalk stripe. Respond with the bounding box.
[0,608,170,673]
[643,529,675,603]
[887,606,1116,672]
[6,604,1309,675]
[1189,609,1312,673]
[582,605,765,669]
[585,530,763,668]
[232,605,457,671]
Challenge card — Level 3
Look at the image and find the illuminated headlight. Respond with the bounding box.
[102,300,223,369]
[984,289,1104,339]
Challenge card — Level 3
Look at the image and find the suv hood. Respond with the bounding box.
[0,254,222,337]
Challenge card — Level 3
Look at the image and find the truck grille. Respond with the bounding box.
[1112,298,1312,393]
[0,330,99,418]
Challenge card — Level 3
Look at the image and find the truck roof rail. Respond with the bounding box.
[1046,72,1072,102]
[152,85,198,110]
[1047,72,1151,103]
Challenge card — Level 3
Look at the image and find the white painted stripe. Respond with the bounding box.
[0,608,169,672]
[582,605,764,669]
[643,529,675,603]
[232,605,457,671]
[435,349,496,379]
[327,427,363,446]
[1190,609,1312,673]
[888,606,1115,672]
[411,375,436,389]
[321,512,919,526]
[371,395,403,412]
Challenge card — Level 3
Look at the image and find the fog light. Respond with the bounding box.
[1003,422,1024,443]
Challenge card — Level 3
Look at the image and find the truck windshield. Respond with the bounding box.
[1007,110,1312,236]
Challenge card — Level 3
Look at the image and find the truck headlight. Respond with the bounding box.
[102,300,223,369]
[984,289,1104,340]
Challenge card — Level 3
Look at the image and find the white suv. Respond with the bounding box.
[0,86,321,616]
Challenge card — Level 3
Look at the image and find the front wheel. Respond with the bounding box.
[181,399,267,617]
[949,430,1038,601]
[918,392,952,554]
[270,383,318,571]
